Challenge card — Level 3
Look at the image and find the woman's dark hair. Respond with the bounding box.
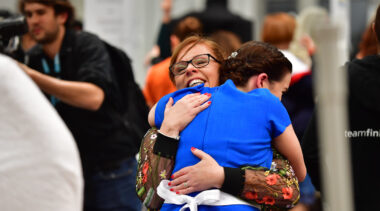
[374,4,380,44]
[357,23,378,58]
[220,41,292,86]
[19,0,75,28]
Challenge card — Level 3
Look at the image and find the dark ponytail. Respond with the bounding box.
[219,41,292,86]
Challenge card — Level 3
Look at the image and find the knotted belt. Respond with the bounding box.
[157,180,257,211]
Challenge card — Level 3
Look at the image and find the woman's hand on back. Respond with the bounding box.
[168,147,224,195]
[160,93,211,137]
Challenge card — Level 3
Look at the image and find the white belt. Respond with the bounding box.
[157,180,257,211]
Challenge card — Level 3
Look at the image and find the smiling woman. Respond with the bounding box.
[170,53,221,78]
[138,35,304,210]
[168,36,225,89]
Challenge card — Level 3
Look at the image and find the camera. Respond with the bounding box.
[0,15,28,55]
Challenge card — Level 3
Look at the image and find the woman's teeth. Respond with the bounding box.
[189,79,205,87]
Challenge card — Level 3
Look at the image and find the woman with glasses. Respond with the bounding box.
[139,36,305,210]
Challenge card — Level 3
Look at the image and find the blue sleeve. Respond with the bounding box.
[154,84,207,129]
[267,96,292,138]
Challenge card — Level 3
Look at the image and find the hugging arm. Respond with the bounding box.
[147,92,212,159]
[152,133,300,209]
[273,124,307,182]
[168,146,300,209]
[234,150,300,209]
[148,93,211,134]
[136,93,211,208]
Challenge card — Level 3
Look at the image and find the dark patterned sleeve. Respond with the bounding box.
[136,128,176,209]
[221,149,300,210]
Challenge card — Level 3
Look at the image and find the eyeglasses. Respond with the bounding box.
[170,54,221,76]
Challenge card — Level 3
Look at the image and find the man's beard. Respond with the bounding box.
[33,26,60,44]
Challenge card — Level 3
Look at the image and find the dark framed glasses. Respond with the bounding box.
[170,54,221,76]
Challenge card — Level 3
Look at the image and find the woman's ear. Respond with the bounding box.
[256,73,269,88]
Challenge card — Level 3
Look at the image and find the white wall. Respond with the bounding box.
[0,0,18,13]
[84,0,161,87]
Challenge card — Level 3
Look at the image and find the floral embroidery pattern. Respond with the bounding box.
[255,198,265,204]
[150,133,157,139]
[240,148,300,210]
[142,162,149,176]
[266,174,280,185]
[136,128,175,209]
[282,187,293,200]
[270,161,277,171]
[244,191,258,200]
[142,174,148,184]
[263,196,275,205]
[159,170,167,179]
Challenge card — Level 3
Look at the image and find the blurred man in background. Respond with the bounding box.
[17,0,141,210]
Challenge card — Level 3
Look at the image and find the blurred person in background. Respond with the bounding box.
[289,6,328,69]
[17,0,141,210]
[302,4,380,210]
[143,16,203,108]
[143,0,244,108]
[262,12,311,87]
[152,0,253,64]
[261,12,317,211]
[0,54,83,211]
[355,22,378,59]
[72,19,83,31]
[210,30,242,55]
[143,0,172,66]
